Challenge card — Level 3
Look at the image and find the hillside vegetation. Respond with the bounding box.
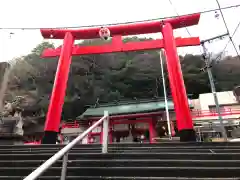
[1,37,239,122]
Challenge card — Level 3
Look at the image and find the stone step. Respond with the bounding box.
[4,146,240,151]
[0,159,239,168]
[1,148,240,154]
[0,152,239,160]
[0,176,238,180]
[0,167,240,178]
[1,142,240,149]
[1,142,240,178]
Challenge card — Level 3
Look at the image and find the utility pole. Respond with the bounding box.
[200,33,228,141]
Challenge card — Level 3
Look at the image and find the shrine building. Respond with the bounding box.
[72,98,193,144]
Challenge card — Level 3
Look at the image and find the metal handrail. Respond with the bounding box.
[23,111,109,180]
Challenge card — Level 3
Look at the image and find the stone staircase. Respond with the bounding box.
[0,142,240,179]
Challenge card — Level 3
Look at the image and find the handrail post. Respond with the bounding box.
[60,153,68,180]
[102,111,109,153]
[23,115,107,180]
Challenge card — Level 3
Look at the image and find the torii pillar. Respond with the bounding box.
[40,14,200,144]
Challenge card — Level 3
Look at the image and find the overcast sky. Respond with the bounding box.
[0,0,239,62]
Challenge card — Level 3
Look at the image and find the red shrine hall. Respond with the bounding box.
[73,99,193,144]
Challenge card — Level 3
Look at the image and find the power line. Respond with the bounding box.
[167,0,205,55]
[215,0,230,34]
[215,19,240,61]
[231,20,240,42]
[0,4,240,30]
[215,0,240,59]
[167,0,192,37]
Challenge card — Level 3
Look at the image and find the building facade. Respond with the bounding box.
[23,90,240,144]
[191,91,240,124]
[190,91,240,140]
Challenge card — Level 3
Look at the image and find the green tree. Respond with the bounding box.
[3,38,240,122]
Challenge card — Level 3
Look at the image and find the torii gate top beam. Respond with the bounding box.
[40,13,200,40]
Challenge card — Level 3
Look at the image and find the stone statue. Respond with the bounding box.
[0,96,25,138]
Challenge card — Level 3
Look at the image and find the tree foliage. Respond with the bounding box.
[3,38,240,121]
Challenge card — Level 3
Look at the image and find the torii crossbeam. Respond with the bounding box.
[40,13,201,144]
[42,37,199,57]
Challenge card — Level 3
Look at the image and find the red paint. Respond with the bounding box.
[40,14,200,40]
[44,32,74,132]
[87,121,92,144]
[42,37,200,57]
[88,129,112,144]
[162,26,182,131]
[87,132,90,144]
[162,23,193,131]
[87,118,154,144]
[151,118,158,142]
[62,108,240,131]
[108,122,113,144]
[41,14,201,139]
[62,117,157,130]
[149,118,154,143]
[171,120,176,136]
[90,132,101,136]
[100,126,103,144]
[24,134,64,145]
[24,141,41,145]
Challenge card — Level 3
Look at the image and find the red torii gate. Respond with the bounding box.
[40,13,201,144]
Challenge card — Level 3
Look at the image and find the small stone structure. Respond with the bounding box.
[0,97,25,144]
[0,113,24,145]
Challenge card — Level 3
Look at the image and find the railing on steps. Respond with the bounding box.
[23,111,110,180]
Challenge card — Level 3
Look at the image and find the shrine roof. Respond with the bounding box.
[78,98,193,119]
